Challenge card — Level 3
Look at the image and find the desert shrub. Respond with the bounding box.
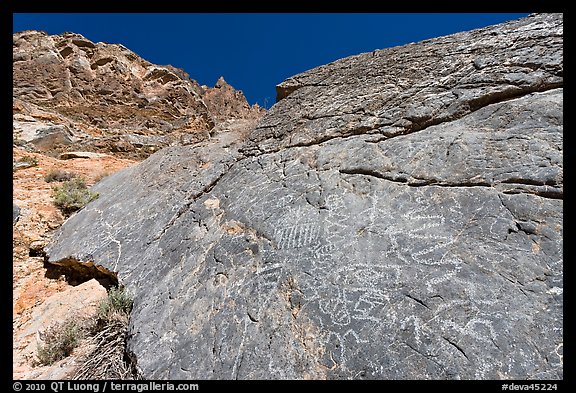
[36,319,81,365]
[35,287,138,378]
[13,155,38,171]
[93,171,110,183]
[97,286,133,320]
[52,177,99,214]
[20,155,38,166]
[44,169,77,183]
[73,287,140,380]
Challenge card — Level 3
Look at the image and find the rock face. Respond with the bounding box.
[46,14,563,379]
[13,31,264,159]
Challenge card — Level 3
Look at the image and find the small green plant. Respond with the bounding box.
[93,171,110,183]
[13,155,39,171]
[36,319,80,366]
[52,177,99,215]
[74,286,139,380]
[44,169,77,183]
[13,137,27,146]
[98,286,134,320]
[20,155,38,166]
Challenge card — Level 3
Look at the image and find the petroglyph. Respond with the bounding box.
[277,223,318,249]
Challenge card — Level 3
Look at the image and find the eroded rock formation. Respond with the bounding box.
[13,31,263,159]
[46,14,563,379]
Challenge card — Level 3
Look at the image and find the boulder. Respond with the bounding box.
[58,151,109,160]
[46,14,563,379]
[13,121,75,151]
[29,239,47,257]
[18,279,106,341]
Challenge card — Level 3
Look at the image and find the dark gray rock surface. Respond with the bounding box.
[13,204,21,225]
[46,13,563,379]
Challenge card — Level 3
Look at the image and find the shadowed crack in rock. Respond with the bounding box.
[44,257,118,288]
[339,168,562,200]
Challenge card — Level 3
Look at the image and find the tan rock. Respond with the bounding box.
[203,76,266,123]
[13,278,107,379]
[13,31,266,160]
[17,278,106,346]
[28,239,46,256]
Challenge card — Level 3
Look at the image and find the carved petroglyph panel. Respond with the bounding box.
[124,144,562,379]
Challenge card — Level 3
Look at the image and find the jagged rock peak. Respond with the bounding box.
[203,76,266,123]
[215,76,228,88]
[13,30,265,159]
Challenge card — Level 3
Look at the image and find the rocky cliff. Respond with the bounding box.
[12,29,263,379]
[13,30,264,159]
[46,13,563,379]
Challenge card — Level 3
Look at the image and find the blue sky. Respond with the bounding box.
[13,13,529,108]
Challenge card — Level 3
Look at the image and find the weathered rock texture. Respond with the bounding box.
[46,14,563,379]
[13,31,264,159]
[14,279,107,380]
[13,204,21,225]
[203,76,265,123]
